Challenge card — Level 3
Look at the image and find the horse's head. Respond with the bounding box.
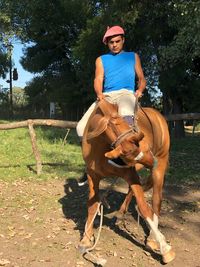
[86,99,155,168]
[104,115,155,168]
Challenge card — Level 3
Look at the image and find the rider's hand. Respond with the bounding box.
[134,90,143,98]
[97,93,105,101]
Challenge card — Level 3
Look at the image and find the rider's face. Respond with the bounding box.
[107,35,124,54]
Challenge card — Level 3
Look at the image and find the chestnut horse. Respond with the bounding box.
[80,99,175,263]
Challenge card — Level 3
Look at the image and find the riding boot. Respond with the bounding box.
[108,115,134,168]
[77,140,88,186]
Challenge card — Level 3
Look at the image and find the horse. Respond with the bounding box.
[79,99,175,264]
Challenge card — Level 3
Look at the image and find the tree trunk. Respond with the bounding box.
[162,91,173,135]
[172,98,185,138]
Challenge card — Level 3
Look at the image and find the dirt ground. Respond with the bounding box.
[0,178,199,267]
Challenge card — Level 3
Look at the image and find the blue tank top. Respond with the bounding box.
[101,51,136,92]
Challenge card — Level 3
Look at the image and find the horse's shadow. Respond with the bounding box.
[58,179,162,264]
[58,179,88,235]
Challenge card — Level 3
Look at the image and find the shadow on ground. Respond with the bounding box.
[58,179,165,264]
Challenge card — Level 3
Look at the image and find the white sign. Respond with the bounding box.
[50,102,55,118]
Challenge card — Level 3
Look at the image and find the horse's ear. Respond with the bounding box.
[128,131,144,143]
[105,146,122,159]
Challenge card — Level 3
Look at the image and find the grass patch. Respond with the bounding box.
[0,120,199,184]
[167,134,200,183]
[0,122,84,182]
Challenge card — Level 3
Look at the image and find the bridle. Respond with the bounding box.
[108,115,145,163]
[108,96,140,149]
[110,128,136,149]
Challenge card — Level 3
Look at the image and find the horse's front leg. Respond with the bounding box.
[79,171,100,250]
[124,170,175,264]
[146,155,168,251]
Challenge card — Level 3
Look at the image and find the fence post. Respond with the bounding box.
[28,120,42,175]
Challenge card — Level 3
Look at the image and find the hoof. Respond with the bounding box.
[162,249,176,264]
[146,239,160,251]
[78,235,94,254]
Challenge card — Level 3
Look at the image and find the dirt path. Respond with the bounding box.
[0,179,199,267]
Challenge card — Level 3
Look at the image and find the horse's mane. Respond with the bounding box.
[86,100,119,140]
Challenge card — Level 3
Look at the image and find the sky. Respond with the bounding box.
[0,42,34,89]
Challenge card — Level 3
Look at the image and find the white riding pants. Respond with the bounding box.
[76,89,136,138]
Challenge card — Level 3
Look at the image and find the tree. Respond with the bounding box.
[79,1,200,136]
[1,0,199,137]
[0,9,10,78]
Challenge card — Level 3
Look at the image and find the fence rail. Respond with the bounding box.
[0,113,199,175]
[0,119,77,175]
[165,113,200,121]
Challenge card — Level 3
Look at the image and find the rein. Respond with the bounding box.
[108,117,144,163]
[139,104,155,151]
[111,128,135,148]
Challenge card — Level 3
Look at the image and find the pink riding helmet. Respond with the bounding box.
[102,26,125,44]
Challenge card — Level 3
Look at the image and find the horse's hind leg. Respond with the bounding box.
[113,187,132,222]
[117,163,152,218]
[79,171,100,250]
[118,187,132,215]
[118,171,154,215]
[105,187,133,223]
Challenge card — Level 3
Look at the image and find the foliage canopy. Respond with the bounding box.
[0,0,200,124]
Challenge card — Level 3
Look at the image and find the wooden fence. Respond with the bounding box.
[165,113,200,121]
[165,113,200,134]
[0,119,77,175]
[0,113,199,175]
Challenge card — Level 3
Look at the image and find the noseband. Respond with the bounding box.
[111,128,136,148]
[108,115,138,148]
[108,115,145,162]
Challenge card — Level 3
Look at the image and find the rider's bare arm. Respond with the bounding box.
[94,57,105,100]
[135,53,146,98]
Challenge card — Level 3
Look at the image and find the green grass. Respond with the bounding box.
[167,134,200,183]
[0,120,199,184]
[0,122,84,182]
